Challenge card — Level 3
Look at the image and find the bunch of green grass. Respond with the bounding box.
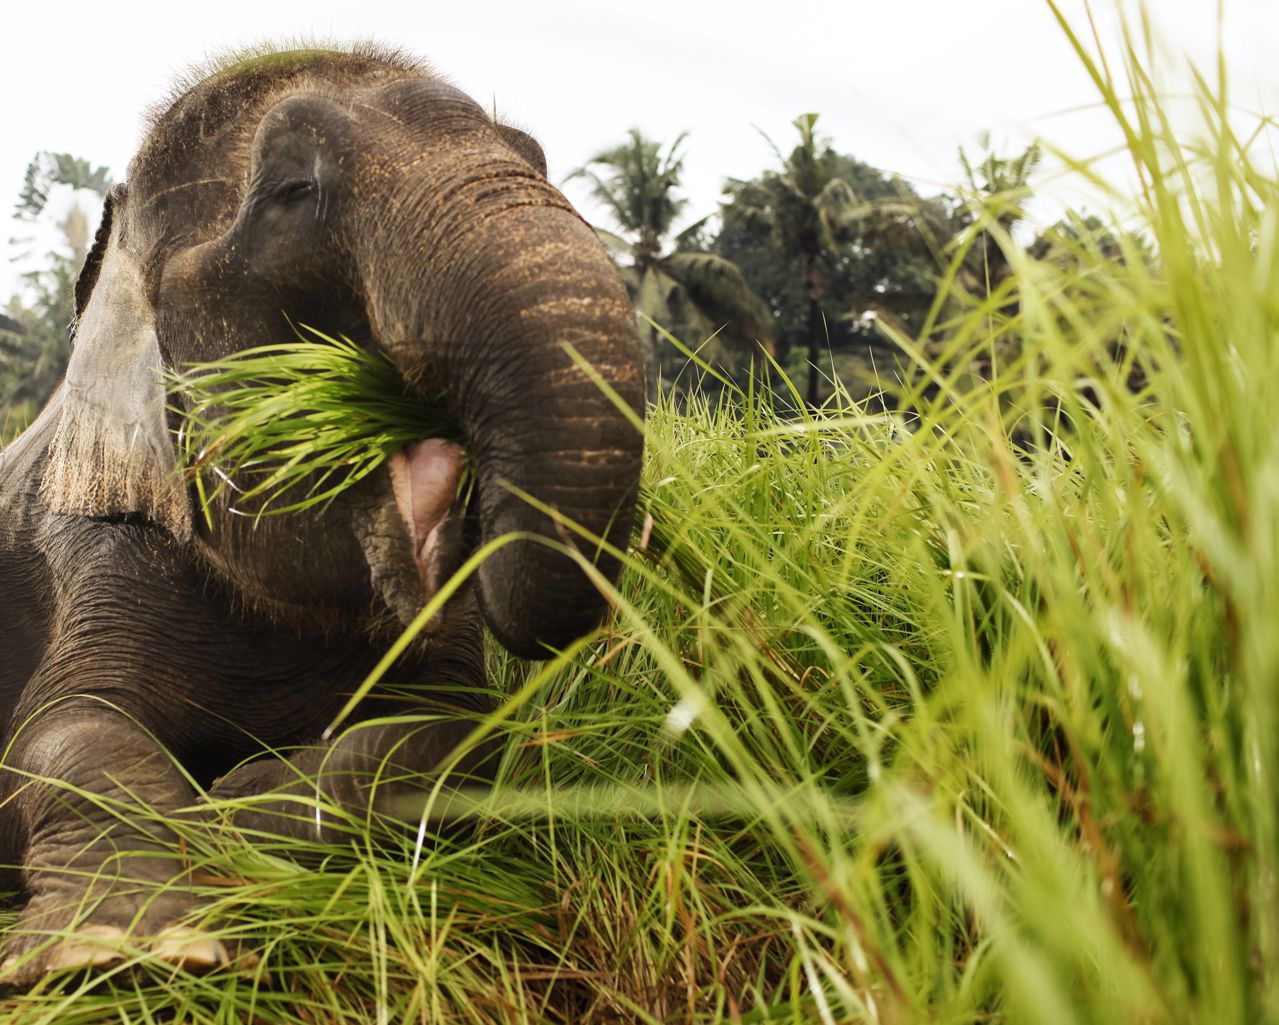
[7,5,1279,1023]
[170,326,461,523]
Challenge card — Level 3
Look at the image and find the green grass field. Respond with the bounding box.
[4,8,1278,1023]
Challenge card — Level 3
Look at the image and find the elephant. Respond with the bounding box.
[0,45,645,985]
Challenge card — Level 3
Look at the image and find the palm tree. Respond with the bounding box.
[722,114,869,407]
[2,153,113,436]
[568,130,773,394]
[948,138,1046,387]
[15,152,113,226]
[957,135,1043,298]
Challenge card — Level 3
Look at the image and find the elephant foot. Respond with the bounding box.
[0,921,234,990]
[0,877,230,990]
[0,710,242,990]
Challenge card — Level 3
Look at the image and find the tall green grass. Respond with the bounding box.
[4,5,1278,1022]
[169,326,460,523]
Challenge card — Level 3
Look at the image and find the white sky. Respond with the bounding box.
[2,0,1276,300]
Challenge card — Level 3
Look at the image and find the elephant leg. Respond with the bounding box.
[207,714,498,844]
[0,707,228,987]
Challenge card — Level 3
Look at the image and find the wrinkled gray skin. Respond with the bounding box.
[0,47,644,985]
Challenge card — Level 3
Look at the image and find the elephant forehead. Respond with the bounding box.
[126,47,438,250]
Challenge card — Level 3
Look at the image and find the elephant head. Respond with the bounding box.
[40,46,646,658]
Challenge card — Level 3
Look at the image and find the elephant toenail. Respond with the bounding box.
[151,925,229,969]
[46,924,127,972]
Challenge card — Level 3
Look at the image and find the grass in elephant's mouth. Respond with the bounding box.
[170,327,464,524]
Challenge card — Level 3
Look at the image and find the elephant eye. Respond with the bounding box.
[273,179,316,204]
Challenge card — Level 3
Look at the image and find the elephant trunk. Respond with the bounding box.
[363,180,646,658]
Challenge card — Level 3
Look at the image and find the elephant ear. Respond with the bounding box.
[39,185,192,540]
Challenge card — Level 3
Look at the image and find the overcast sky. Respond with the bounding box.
[3,0,1276,300]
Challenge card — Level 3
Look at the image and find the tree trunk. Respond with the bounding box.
[643,323,662,404]
[806,295,824,407]
[805,254,826,408]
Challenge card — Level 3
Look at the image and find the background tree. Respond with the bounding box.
[956,136,1043,301]
[1,153,113,439]
[568,130,773,394]
[717,121,963,403]
[722,114,884,406]
[936,138,1050,389]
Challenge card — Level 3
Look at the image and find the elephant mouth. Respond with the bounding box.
[387,438,468,601]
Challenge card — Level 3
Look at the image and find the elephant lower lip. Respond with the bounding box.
[387,439,466,589]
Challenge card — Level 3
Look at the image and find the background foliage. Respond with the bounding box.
[1,153,111,440]
[0,99,1056,430]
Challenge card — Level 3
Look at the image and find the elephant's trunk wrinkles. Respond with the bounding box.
[366,184,646,658]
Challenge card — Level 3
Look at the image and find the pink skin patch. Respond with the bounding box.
[388,439,465,590]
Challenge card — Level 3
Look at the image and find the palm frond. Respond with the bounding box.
[569,129,690,242]
[661,252,773,343]
[672,215,714,250]
[15,152,112,221]
[593,226,633,258]
[633,265,675,328]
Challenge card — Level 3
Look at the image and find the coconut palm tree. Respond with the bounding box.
[957,135,1043,298]
[722,114,871,406]
[568,130,773,394]
[1,153,113,437]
